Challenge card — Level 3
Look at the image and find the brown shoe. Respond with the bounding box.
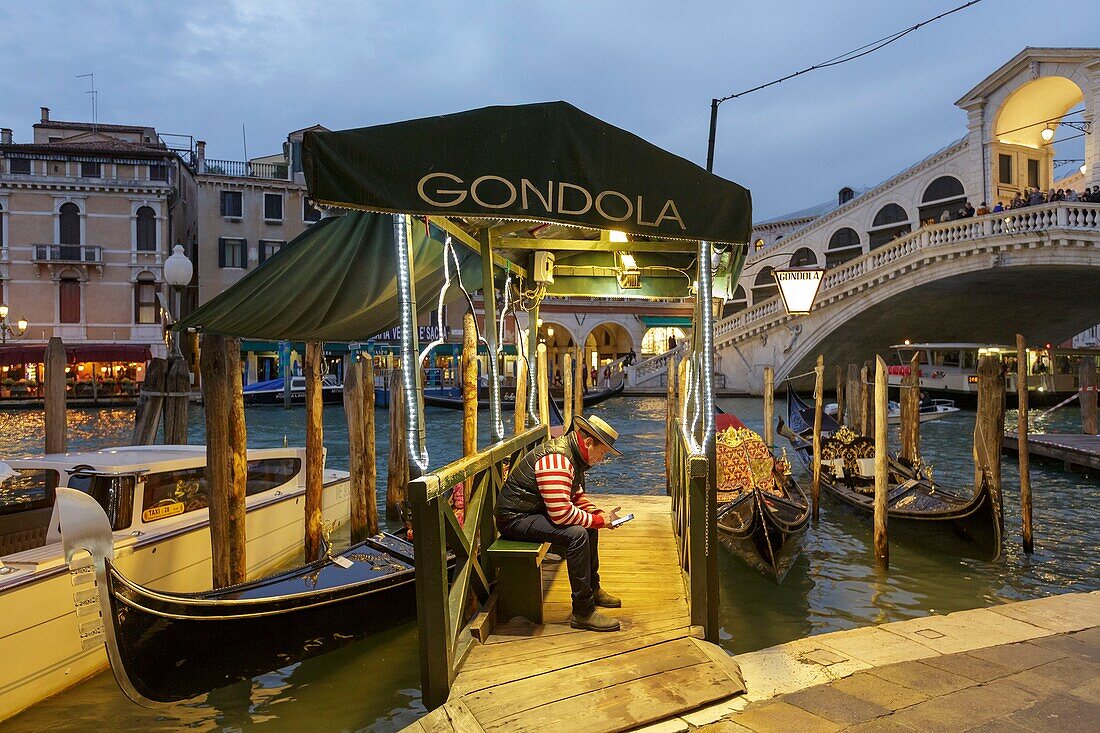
[594,588,621,608]
[570,610,621,632]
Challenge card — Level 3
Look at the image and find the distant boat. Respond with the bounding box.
[0,446,350,722]
[422,378,625,411]
[780,390,1002,561]
[714,413,810,583]
[824,398,960,425]
[240,375,391,408]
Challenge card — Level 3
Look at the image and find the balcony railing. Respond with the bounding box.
[32,245,103,265]
[200,158,289,180]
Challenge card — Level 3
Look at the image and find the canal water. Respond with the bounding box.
[3,396,1097,731]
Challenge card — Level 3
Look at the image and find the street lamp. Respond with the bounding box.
[163,244,193,356]
[0,304,28,344]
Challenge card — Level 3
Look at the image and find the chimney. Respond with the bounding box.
[195,140,206,172]
[40,107,50,123]
[0,128,11,145]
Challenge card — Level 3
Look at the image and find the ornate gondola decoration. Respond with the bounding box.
[57,487,430,706]
[780,391,1002,560]
[714,424,810,582]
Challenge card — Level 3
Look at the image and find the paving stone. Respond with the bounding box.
[885,680,1037,732]
[1068,626,1100,647]
[1031,633,1100,664]
[1002,655,1099,697]
[781,684,892,725]
[1004,693,1100,732]
[966,640,1068,672]
[883,608,1048,655]
[830,672,929,711]
[964,717,1035,732]
[841,717,917,733]
[813,626,938,667]
[919,651,1013,682]
[694,721,753,733]
[867,660,977,697]
[1068,675,1100,705]
[725,700,842,733]
[987,594,1100,635]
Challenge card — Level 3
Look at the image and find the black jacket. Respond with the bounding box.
[496,433,589,518]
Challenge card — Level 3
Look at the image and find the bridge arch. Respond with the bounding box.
[919,175,967,223]
[826,227,863,267]
[868,203,911,249]
[585,321,634,368]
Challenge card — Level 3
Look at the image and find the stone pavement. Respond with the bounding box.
[700,626,1099,732]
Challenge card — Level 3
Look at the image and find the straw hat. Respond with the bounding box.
[572,415,623,456]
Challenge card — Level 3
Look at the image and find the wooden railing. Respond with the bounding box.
[409,423,549,709]
[667,419,718,642]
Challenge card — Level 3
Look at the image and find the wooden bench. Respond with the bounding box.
[487,539,550,624]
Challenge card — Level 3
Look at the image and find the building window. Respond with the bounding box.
[302,197,322,223]
[753,238,765,251]
[264,193,284,221]
[59,277,80,323]
[258,239,285,264]
[919,176,966,224]
[136,206,157,251]
[1027,159,1040,190]
[149,164,168,181]
[220,190,243,218]
[790,247,818,267]
[826,227,862,267]
[998,154,1013,185]
[838,187,855,205]
[134,275,158,324]
[727,285,748,314]
[872,203,908,227]
[218,237,247,268]
[80,162,101,178]
[751,267,778,303]
[59,202,81,245]
[10,158,31,175]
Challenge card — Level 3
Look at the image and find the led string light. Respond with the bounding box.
[393,214,429,474]
[698,240,717,459]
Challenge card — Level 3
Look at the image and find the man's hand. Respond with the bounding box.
[605,506,623,528]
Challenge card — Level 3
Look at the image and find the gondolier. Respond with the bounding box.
[496,415,625,631]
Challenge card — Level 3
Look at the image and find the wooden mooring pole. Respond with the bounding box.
[163,355,190,444]
[862,360,875,436]
[200,333,232,588]
[513,357,528,435]
[362,356,378,536]
[537,343,549,426]
[873,355,889,571]
[132,357,167,445]
[573,347,583,419]
[387,368,409,521]
[226,339,248,584]
[1016,335,1033,554]
[835,365,845,430]
[563,351,574,428]
[899,351,921,464]
[666,352,678,494]
[811,357,824,521]
[846,363,861,428]
[343,355,376,542]
[974,354,1006,549]
[763,365,775,448]
[462,312,478,456]
[44,337,67,454]
[304,342,324,562]
[1081,358,1098,435]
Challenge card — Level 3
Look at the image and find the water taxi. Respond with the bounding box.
[0,445,350,721]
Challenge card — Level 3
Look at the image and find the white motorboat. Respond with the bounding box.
[0,445,350,722]
[825,398,960,425]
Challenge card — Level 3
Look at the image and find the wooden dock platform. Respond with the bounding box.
[1002,432,1100,473]
[405,494,745,733]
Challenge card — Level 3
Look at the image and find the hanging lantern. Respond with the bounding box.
[773,267,826,315]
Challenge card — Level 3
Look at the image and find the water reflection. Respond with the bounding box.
[3,396,1097,731]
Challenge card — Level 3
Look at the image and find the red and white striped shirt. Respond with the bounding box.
[533,453,605,528]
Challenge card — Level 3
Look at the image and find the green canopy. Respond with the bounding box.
[304,101,752,245]
[175,213,483,342]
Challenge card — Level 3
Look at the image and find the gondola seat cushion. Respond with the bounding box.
[0,507,53,556]
[488,539,550,624]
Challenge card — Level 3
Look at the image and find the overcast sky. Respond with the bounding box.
[1,1,1096,220]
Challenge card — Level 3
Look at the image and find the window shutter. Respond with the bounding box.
[218,238,226,268]
[241,240,248,269]
[258,241,266,264]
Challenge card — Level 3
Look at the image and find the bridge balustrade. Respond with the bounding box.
[719,202,1100,344]
[409,424,548,709]
[667,418,719,641]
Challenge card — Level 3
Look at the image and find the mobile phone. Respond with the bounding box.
[610,513,634,528]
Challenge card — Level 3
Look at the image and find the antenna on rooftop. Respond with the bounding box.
[76,73,97,133]
[242,124,249,165]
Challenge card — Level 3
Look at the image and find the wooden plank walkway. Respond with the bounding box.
[1002,432,1100,473]
[406,494,745,733]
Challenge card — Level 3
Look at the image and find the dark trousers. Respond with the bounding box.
[499,514,600,616]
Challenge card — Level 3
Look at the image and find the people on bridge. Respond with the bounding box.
[668,334,677,350]
[496,415,625,632]
[976,202,990,216]
[993,201,1004,213]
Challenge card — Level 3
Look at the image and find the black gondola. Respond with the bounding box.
[779,390,1003,560]
[422,378,625,411]
[713,419,810,582]
[56,488,433,706]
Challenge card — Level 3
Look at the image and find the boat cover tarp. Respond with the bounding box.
[303,102,752,245]
[175,213,482,342]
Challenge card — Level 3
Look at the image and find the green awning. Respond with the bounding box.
[303,102,752,245]
[640,316,693,328]
[176,213,483,342]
